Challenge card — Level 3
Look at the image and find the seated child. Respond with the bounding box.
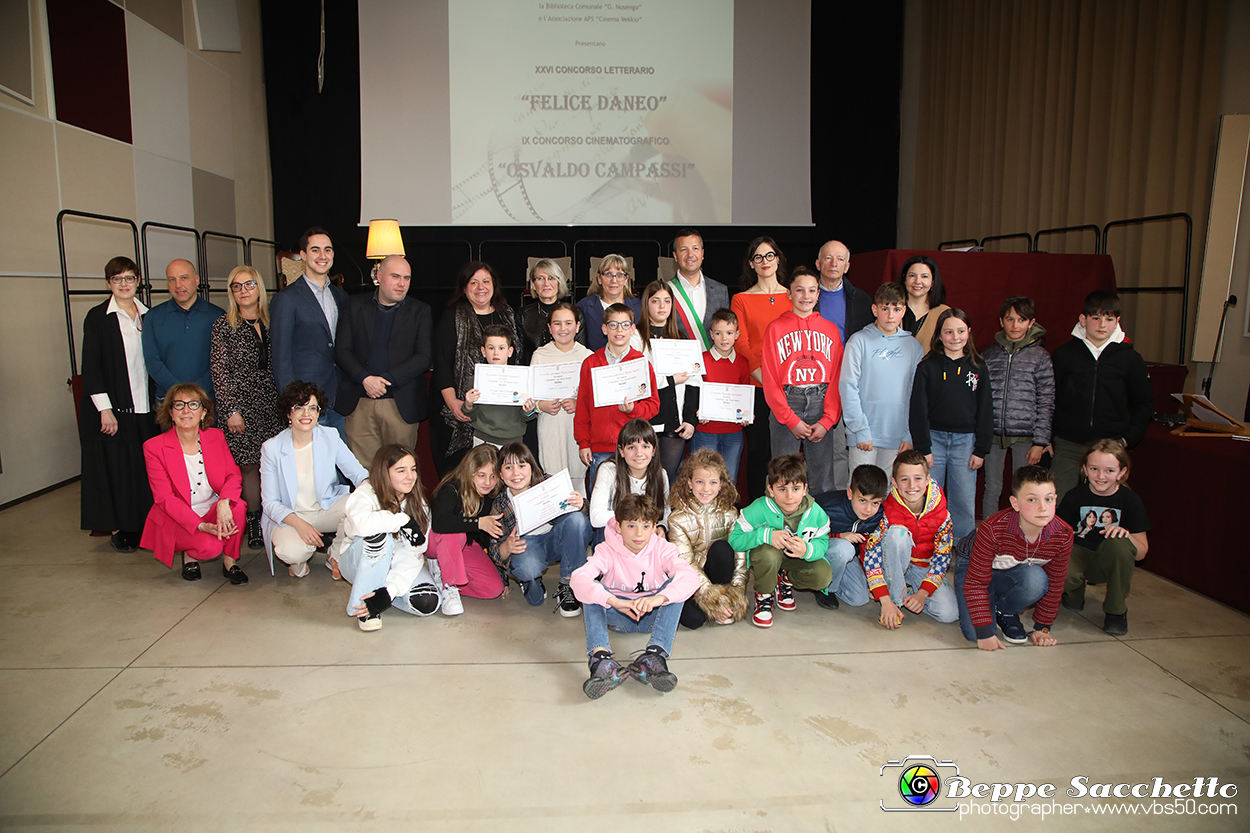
[428,444,508,614]
[588,418,670,547]
[954,465,1073,650]
[463,325,539,449]
[686,308,753,484]
[570,494,700,699]
[667,449,748,628]
[813,463,888,610]
[1057,439,1150,635]
[851,450,959,628]
[728,453,833,628]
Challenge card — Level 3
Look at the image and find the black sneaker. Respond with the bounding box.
[583,652,627,699]
[996,611,1028,644]
[815,589,840,610]
[628,646,678,692]
[554,581,582,618]
[775,570,796,611]
[1103,612,1128,636]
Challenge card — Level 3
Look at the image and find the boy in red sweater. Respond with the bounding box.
[762,267,846,493]
[954,465,1072,649]
[575,303,660,495]
[687,308,752,484]
[853,450,958,628]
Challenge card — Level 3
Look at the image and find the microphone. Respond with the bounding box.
[1202,295,1240,398]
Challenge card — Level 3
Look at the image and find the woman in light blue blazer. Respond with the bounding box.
[261,381,368,576]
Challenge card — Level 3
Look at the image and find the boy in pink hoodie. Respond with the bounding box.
[571,493,700,699]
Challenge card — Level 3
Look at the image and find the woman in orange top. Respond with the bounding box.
[729,237,790,500]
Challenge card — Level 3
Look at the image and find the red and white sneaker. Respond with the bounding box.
[775,570,797,612]
[753,592,774,628]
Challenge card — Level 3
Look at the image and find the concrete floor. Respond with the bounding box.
[1,482,1247,832]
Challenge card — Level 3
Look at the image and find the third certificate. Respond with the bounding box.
[699,382,755,422]
[649,338,705,377]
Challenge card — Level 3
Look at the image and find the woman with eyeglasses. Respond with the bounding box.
[139,383,248,583]
[576,254,642,351]
[729,237,791,500]
[80,256,159,553]
[209,265,284,549]
[518,259,587,359]
[258,381,368,578]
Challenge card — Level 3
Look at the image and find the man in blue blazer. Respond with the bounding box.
[270,227,350,439]
[334,254,433,466]
[668,228,729,352]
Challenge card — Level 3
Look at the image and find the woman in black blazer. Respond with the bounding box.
[79,256,159,551]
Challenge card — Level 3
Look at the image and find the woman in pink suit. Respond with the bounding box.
[140,382,249,584]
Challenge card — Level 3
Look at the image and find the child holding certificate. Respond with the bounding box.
[574,303,660,496]
[487,442,593,617]
[571,494,700,699]
[633,280,697,485]
[686,308,752,484]
[531,302,593,495]
[589,419,671,547]
[463,325,539,450]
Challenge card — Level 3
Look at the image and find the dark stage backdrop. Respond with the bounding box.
[260,0,904,311]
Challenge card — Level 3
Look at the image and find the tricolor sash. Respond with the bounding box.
[669,277,711,351]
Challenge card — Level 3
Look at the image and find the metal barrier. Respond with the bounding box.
[1102,212,1193,365]
[246,237,280,288]
[57,210,142,377]
[140,221,203,302]
[1034,224,1101,254]
[201,230,248,298]
[979,232,1034,252]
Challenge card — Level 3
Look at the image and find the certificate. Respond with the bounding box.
[530,361,582,401]
[699,382,755,423]
[591,358,652,408]
[649,338,705,377]
[512,468,577,536]
[472,364,531,405]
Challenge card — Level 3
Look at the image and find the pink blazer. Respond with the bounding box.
[140,428,242,566]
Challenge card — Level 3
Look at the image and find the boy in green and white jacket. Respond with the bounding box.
[728,453,832,628]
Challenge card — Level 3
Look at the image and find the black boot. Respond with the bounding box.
[246,510,263,549]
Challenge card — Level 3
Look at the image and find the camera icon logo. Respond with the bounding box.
[880,756,959,812]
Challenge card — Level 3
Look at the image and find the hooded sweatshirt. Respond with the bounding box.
[1051,321,1152,447]
[570,516,700,607]
[909,350,993,458]
[761,310,845,430]
[838,323,925,448]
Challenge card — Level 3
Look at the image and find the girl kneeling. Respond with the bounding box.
[428,445,508,613]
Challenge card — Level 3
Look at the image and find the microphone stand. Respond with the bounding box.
[1202,294,1239,399]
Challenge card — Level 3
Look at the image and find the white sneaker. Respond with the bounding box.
[441,583,464,616]
[358,614,382,632]
[289,562,310,578]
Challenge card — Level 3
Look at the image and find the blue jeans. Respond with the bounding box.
[929,430,976,541]
[337,534,440,617]
[586,452,614,501]
[768,384,841,493]
[823,537,859,596]
[584,587,683,656]
[839,525,957,622]
[689,429,745,484]
[953,552,1049,641]
[509,511,592,586]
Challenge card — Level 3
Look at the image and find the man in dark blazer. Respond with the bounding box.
[270,227,350,439]
[334,254,433,466]
[667,228,729,352]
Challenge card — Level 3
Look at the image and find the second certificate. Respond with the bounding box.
[472,364,531,405]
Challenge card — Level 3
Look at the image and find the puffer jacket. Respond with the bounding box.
[982,324,1055,447]
[667,502,748,590]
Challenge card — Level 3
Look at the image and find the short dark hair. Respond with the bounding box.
[766,453,807,488]
[873,283,907,305]
[615,493,664,524]
[1000,295,1037,320]
[895,255,946,307]
[709,307,738,328]
[105,256,139,280]
[1011,465,1055,496]
[1083,290,1121,318]
[299,227,331,253]
[789,265,819,283]
[672,228,703,251]
[481,324,514,348]
[892,449,930,478]
[850,465,889,499]
[275,380,328,418]
[603,302,635,323]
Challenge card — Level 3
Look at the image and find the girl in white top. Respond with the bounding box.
[333,443,441,631]
[589,419,671,545]
[530,301,594,495]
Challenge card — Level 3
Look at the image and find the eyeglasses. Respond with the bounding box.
[109,275,138,285]
[601,271,628,280]
[750,252,778,265]
[230,280,259,292]
[171,400,202,411]
[292,404,322,415]
[604,321,634,331]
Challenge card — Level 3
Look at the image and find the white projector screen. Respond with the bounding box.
[358,0,811,226]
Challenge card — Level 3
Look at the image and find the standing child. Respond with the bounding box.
[462,325,539,449]
[571,494,701,699]
[981,296,1054,518]
[687,308,753,485]
[762,266,846,493]
[1057,440,1150,635]
[909,308,992,541]
[813,464,889,610]
[633,281,696,484]
[530,302,593,494]
[667,449,748,628]
[954,465,1072,650]
[589,419,671,547]
[839,282,923,478]
[728,453,833,628]
[853,450,959,628]
[428,445,508,614]
[488,442,593,616]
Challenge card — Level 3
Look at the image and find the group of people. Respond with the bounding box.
[78,226,1154,699]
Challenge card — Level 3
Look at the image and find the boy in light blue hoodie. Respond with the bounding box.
[838,283,924,477]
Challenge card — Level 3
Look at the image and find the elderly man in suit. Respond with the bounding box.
[269,227,350,440]
[334,254,433,466]
[816,239,874,345]
[667,228,729,352]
